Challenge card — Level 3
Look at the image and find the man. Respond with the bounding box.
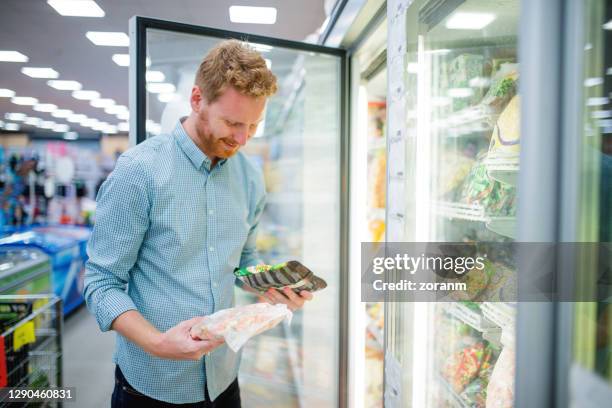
[84,40,312,407]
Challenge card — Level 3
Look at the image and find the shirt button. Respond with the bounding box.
[209,247,215,252]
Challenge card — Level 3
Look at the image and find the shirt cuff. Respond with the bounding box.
[95,290,137,332]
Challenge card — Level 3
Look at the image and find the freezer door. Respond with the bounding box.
[128,17,348,408]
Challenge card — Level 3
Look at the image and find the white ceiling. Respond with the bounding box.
[0,0,327,135]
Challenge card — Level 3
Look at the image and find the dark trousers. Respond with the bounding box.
[111,365,241,408]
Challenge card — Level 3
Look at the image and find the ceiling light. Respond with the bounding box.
[24,117,42,126]
[11,96,38,105]
[33,103,58,113]
[229,6,277,24]
[40,121,56,129]
[592,110,612,119]
[63,132,78,140]
[47,80,82,90]
[0,89,16,98]
[104,105,127,115]
[112,54,129,66]
[117,122,129,132]
[67,114,87,123]
[86,31,129,47]
[103,125,118,134]
[51,109,72,118]
[47,0,105,17]
[5,113,26,121]
[116,111,129,120]
[147,83,176,93]
[446,12,496,30]
[90,98,115,108]
[584,77,604,87]
[52,124,70,133]
[81,118,99,127]
[72,90,100,100]
[249,43,273,52]
[0,51,28,62]
[157,93,176,103]
[21,67,59,79]
[604,19,612,30]
[587,97,610,106]
[146,70,165,82]
[3,123,20,131]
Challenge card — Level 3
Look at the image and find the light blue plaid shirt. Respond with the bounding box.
[83,120,266,403]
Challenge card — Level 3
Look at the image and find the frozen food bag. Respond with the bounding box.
[485,345,515,408]
[190,303,292,352]
[234,260,327,293]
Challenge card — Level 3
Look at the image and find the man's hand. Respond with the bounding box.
[151,317,224,361]
[261,287,313,311]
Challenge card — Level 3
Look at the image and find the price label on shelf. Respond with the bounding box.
[13,321,36,352]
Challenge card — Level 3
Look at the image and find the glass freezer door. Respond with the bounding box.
[386,0,521,406]
[128,17,348,408]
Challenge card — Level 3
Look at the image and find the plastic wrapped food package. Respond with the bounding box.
[234,260,327,293]
[486,345,515,408]
[190,303,292,352]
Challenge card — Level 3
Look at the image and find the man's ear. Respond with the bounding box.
[190,85,203,112]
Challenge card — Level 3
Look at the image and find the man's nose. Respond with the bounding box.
[233,129,248,146]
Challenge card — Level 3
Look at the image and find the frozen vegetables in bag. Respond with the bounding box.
[190,303,292,352]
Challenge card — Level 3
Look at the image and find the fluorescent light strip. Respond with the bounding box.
[40,121,56,129]
[146,70,165,82]
[147,83,176,94]
[64,132,78,140]
[47,0,105,17]
[117,122,129,132]
[0,89,16,98]
[47,80,82,90]
[24,117,42,126]
[116,111,129,120]
[86,31,129,47]
[33,103,57,112]
[112,54,129,66]
[90,98,115,108]
[72,90,100,100]
[446,12,496,30]
[5,113,27,121]
[104,105,127,115]
[52,124,70,133]
[229,6,277,24]
[11,96,38,105]
[3,123,20,131]
[51,109,73,118]
[157,93,176,103]
[0,51,28,62]
[21,67,59,79]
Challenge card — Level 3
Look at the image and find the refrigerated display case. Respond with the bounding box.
[129,17,348,408]
[384,0,521,406]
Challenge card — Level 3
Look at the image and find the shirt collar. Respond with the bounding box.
[173,118,227,172]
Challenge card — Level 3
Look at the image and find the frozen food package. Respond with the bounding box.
[234,260,327,293]
[486,346,515,408]
[190,303,292,352]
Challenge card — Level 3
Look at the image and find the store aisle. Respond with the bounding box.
[63,306,115,407]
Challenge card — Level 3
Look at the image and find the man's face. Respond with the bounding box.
[191,85,266,159]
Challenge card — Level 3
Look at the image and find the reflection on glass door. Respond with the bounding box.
[570,0,612,405]
[133,19,344,407]
[387,1,521,406]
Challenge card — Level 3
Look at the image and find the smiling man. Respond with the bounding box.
[83,40,312,408]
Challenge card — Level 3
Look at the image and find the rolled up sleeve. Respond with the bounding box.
[83,154,151,331]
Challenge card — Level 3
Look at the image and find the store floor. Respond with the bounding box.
[64,305,115,407]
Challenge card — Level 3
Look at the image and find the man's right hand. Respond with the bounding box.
[151,317,224,360]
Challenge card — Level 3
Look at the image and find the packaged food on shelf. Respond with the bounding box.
[441,342,494,394]
[445,54,487,111]
[190,303,292,352]
[438,152,476,198]
[234,260,327,294]
[488,96,521,156]
[368,151,386,209]
[459,155,517,216]
[481,64,518,112]
[368,102,387,140]
[485,344,515,408]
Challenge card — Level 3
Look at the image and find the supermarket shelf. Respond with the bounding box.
[443,303,498,333]
[433,105,495,138]
[437,374,474,408]
[481,302,516,330]
[484,153,520,186]
[432,201,517,239]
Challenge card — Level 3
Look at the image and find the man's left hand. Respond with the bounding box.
[261,287,313,311]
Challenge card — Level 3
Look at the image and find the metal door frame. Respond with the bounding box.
[128,15,350,408]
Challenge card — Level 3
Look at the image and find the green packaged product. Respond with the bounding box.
[234,261,327,294]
